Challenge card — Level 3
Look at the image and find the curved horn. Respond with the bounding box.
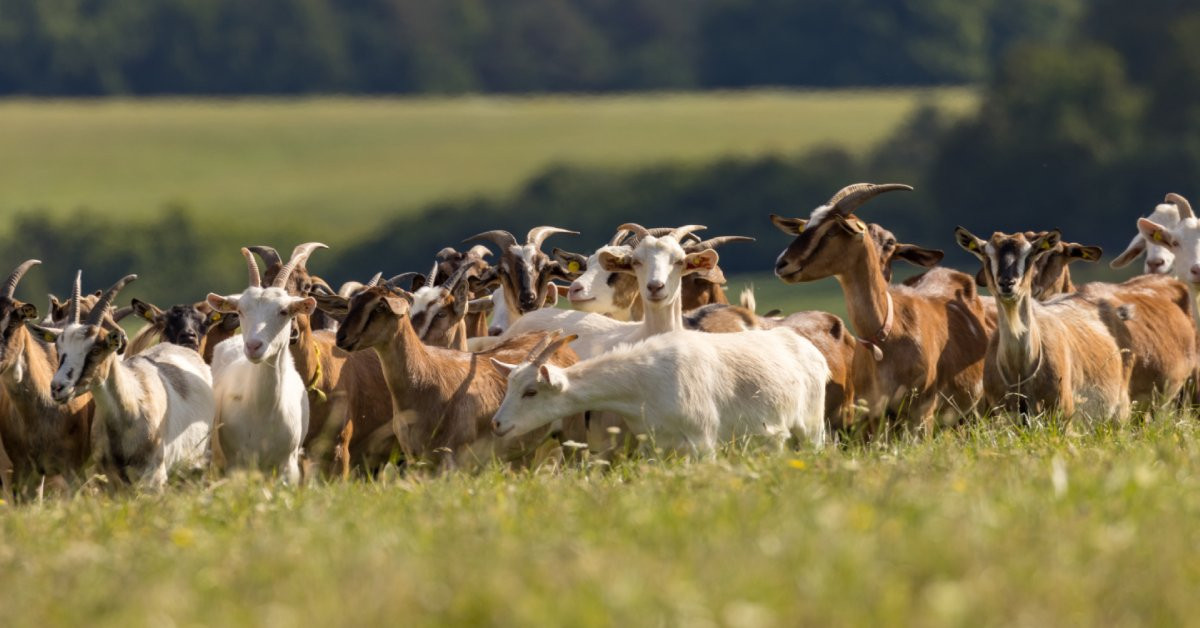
[67,270,83,325]
[240,247,262,288]
[827,182,913,215]
[526,226,578,250]
[668,225,707,242]
[466,245,493,260]
[686,235,756,252]
[88,274,137,326]
[464,230,518,251]
[272,242,328,289]
[365,272,383,288]
[617,223,651,242]
[428,261,441,287]
[1166,193,1194,220]
[608,228,633,247]
[386,272,421,289]
[246,245,283,270]
[2,259,40,299]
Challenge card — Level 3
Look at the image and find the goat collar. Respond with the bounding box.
[306,343,326,404]
[856,291,894,362]
[996,345,1044,390]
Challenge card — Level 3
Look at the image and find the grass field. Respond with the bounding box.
[0,89,975,244]
[3,418,1198,626]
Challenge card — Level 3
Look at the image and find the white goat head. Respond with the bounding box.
[490,332,578,438]
[1137,194,1200,285]
[31,272,135,403]
[597,223,717,306]
[553,228,640,316]
[1112,194,1191,275]
[206,244,322,363]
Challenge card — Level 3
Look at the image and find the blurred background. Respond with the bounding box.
[0,0,1195,315]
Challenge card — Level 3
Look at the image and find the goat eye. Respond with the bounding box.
[279,309,288,317]
[631,260,642,267]
[522,388,538,398]
[436,311,446,318]
[90,346,103,356]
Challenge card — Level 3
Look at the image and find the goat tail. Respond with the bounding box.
[739,286,756,313]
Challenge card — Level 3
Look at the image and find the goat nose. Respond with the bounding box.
[775,259,789,271]
[568,282,584,295]
[1148,259,1165,270]
[647,280,665,293]
[245,339,263,354]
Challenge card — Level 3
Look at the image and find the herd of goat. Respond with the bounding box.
[0,182,1198,498]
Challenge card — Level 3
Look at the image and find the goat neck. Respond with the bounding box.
[831,236,894,347]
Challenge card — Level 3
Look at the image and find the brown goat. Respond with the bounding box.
[956,228,1132,422]
[0,261,94,496]
[772,183,989,432]
[432,245,494,338]
[325,284,579,469]
[465,226,577,319]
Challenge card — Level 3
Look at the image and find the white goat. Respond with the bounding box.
[491,327,829,454]
[206,244,323,483]
[1137,194,1200,286]
[497,224,718,359]
[1112,194,1188,274]
[33,273,213,488]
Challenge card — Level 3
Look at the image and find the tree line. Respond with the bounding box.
[0,0,1077,95]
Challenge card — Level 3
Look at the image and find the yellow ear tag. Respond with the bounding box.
[42,332,55,343]
[567,261,580,274]
[143,311,154,322]
[797,223,805,233]
[1153,231,1163,242]
[1041,240,1052,250]
[212,312,222,321]
[967,241,977,250]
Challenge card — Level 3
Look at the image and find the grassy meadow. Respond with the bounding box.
[3,418,1199,626]
[0,89,975,245]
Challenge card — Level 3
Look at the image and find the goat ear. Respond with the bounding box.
[313,293,349,318]
[954,227,987,259]
[131,298,163,323]
[598,250,635,274]
[1031,230,1062,257]
[892,244,944,268]
[770,214,807,236]
[1065,244,1103,263]
[490,358,516,378]
[450,283,470,319]
[546,260,574,282]
[16,302,37,321]
[975,267,987,288]
[541,285,560,308]
[288,297,317,317]
[537,364,568,391]
[1109,235,1146,268]
[206,293,238,314]
[471,266,501,292]
[26,322,61,344]
[551,249,587,279]
[683,250,720,275]
[1137,218,1179,249]
[467,297,494,314]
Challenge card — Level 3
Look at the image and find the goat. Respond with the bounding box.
[43,291,101,326]
[32,273,213,489]
[867,223,946,282]
[321,283,580,469]
[1111,194,1190,274]
[206,245,322,483]
[432,245,493,338]
[490,327,828,455]
[126,299,210,355]
[464,225,576,329]
[0,260,93,497]
[772,183,989,432]
[553,229,752,321]
[248,245,339,332]
[956,228,1132,422]
[406,262,490,351]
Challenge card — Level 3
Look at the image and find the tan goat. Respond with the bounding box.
[322,284,580,469]
[771,183,989,432]
[956,228,1132,423]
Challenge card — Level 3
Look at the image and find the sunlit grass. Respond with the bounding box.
[0,89,976,245]
[2,416,1199,626]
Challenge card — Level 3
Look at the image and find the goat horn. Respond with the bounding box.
[67,270,83,325]
[686,235,756,252]
[428,261,440,287]
[365,272,383,288]
[466,244,493,259]
[617,223,651,242]
[668,225,707,242]
[1166,193,1194,219]
[272,242,328,289]
[523,331,558,364]
[310,276,335,296]
[111,305,134,323]
[526,226,578,249]
[88,274,137,326]
[608,228,633,247]
[1,259,40,299]
[532,332,577,366]
[464,230,518,251]
[241,247,262,288]
[386,272,421,289]
[246,245,283,270]
[827,183,913,215]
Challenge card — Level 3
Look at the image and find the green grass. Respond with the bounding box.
[0,89,976,244]
[3,418,1200,626]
